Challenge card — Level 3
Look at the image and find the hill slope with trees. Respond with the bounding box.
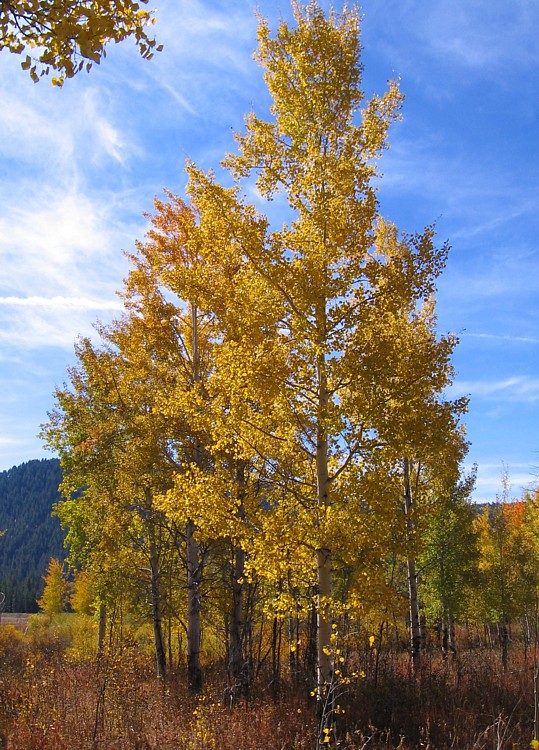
[0,458,65,612]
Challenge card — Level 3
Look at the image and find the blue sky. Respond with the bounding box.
[0,0,537,501]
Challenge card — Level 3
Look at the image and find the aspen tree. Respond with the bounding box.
[42,3,468,717]
[339,230,469,669]
[222,5,402,715]
[38,557,69,617]
[43,313,192,679]
[220,3,465,726]
[420,471,478,658]
[121,207,210,691]
[475,489,535,670]
[128,178,284,699]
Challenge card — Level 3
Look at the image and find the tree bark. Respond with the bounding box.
[227,462,249,701]
[228,543,248,699]
[146,488,167,680]
[404,457,421,671]
[186,517,202,692]
[97,603,107,659]
[186,302,203,691]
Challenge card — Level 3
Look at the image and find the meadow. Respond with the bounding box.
[0,615,536,749]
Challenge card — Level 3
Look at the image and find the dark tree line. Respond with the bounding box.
[0,459,66,612]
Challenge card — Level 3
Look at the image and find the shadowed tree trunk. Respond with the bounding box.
[186,517,202,692]
[404,458,421,671]
[146,487,167,680]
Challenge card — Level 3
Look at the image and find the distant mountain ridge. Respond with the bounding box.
[0,458,66,612]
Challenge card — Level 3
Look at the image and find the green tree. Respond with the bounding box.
[420,469,478,656]
[474,481,532,671]
[42,334,175,678]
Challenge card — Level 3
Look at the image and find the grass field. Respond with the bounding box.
[0,614,29,630]
[0,617,538,749]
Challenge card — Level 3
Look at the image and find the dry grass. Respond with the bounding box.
[0,623,537,749]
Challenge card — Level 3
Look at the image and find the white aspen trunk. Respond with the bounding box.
[403,457,421,670]
[144,488,167,679]
[227,462,248,701]
[316,546,333,688]
[315,310,334,741]
[146,496,167,679]
[186,302,203,692]
[448,611,456,656]
[441,609,448,659]
[229,544,247,696]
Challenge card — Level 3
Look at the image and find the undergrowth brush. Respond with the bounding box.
[0,622,537,749]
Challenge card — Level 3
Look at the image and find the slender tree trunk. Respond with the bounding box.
[229,543,247,698]
[305,596,318,683]
[441,609,456,659]
[441,610,449,659]
[97,603,107,659]
[186,302,203,691]
[407,556,421,667]
[186,517,202,692]
[501,613,509,673]
[289,607,300,682]
[315,316,334,749]
[146,488,167,680]
[448,612,456,656]
[316,306,333,682]
[271,615,282,702]
[404,457,421,671]
[227,462,249,701]
[149,553,167,678]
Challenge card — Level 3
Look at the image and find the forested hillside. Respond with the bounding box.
[0,458,65,612]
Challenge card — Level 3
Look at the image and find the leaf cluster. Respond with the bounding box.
[1,0,161,84]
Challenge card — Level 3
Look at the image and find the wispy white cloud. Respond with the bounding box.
[418,1,539,72]
[450,376,539,403]
[0,436,29,448]
[0,64,135,176]
[0,296,123,311]
[366,0,539,77]
[124,0,264,125]
[0,306,114,349]
[461,333,539,345]
[79,89,130,166]
[0,295,123,349]
[471,461,538,502]
[0,187,136,296]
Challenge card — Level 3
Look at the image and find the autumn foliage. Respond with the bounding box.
[1,0,160,84]
[26,2,539,748]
